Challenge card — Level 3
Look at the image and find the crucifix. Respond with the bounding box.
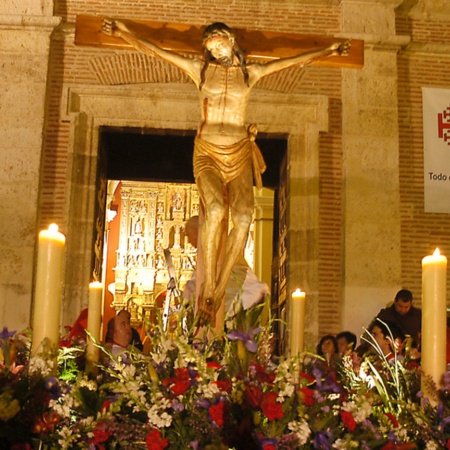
[75,15,363,330]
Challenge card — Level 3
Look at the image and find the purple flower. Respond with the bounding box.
[0,327,15,340]
[189,441,199,450]
[227,328,261,353]
[0,327,15,351]
[313,430,332,449]
[171,399,185,412]
[195,397,210,409]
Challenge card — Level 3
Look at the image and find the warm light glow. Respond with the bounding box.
[89,281,103,289]
[292,288,305,299]
[48,223,59,233]
[434,248,441,257]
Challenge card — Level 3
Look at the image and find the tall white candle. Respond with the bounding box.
[31,224,66,356]
[421,248,447,401]
[290,288,306,356]
[86,282,103,372]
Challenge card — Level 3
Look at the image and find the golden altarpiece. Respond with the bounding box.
[110,181,201,327]
[109,181,258,328]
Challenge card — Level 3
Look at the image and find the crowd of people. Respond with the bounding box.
[314,289,424,373]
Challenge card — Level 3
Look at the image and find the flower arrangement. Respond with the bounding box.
[1,303,450,449]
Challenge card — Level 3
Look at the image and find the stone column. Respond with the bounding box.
[340,0,410,337]
[0,3,60,331]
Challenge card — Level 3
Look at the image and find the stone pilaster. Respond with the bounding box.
[340,0,410,336]
[0,7,60,331]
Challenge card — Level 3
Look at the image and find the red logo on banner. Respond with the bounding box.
[438,104,450,144]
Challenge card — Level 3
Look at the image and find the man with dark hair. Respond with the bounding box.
[336,331,357,356]
[102,19,349,326]
[373,289,421,344]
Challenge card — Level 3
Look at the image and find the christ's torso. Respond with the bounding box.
[197,64,252,146]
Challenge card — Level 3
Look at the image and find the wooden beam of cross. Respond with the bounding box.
[75,15,364,69]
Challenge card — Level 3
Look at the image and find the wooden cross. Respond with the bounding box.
[75,15,364,69]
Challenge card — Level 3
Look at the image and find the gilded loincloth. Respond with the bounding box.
[193,136,266,189]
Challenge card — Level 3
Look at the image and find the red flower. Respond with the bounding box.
[447,438,450,450]
[100,400,111,413]
[244,385,262,408]
[11,443,32,450]
[213,380,232,393]
[170,379,191,396]
[260,391,283,421]
[298,371,315,384]
[163,368,191,396]
[252,362,275,384]
[298,386,314,406]
[209,400,227,426]
[341,411,357,432]
[32,411,60,434]
[146,429,169,450]
[262,444,276,450]
[92,425,111,444]
[207,361,222,370]
[385,412,399,428]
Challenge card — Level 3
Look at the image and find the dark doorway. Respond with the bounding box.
[100,126,287,188]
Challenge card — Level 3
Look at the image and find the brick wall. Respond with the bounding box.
[35,0,450,342]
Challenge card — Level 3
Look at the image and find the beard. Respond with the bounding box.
[216,55,233,67]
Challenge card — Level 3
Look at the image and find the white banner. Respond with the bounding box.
[423,87,450,213]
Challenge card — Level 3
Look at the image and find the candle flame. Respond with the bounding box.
[293,288,303,295]
[48,223,59,233]
[433,248,441,257]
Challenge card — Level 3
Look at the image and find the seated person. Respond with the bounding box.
[368,319,405,363]
[104,310,133,358]
[373,289,421,345]
[336,331,357,357]
[316,334,339,369]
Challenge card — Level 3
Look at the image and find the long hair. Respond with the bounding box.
[200,22,249,90]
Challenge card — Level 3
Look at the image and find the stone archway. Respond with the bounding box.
[64,83,328,346]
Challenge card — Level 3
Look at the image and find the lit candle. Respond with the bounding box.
[421,248,447,402]
[31,224,66,356]
[86,282,103,373]
[290,289,306,356]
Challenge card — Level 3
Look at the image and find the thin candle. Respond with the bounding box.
[290,288,306,357]
[86,281,103,373]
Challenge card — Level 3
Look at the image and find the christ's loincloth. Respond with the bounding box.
[193,134,266,189]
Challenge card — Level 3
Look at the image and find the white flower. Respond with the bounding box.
[332,437,359,449]
[341,400,371,423]
[426,441,439,450]
[28,356,53,376]
[288,420,311,446]
[198,381,221,399]
[78,377,97,391]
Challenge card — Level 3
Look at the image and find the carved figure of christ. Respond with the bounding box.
[75,16,363,329]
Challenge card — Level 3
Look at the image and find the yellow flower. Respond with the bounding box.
[0,392,20,421]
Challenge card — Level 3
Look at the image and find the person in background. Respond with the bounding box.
[336,331,357,357]
[367,319,405,363]
[373,289,421,345]
[104,310,133,357]
[316,334,339,368]
[120,309,144,351]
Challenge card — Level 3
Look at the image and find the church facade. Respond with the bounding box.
[1,0,449,350]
